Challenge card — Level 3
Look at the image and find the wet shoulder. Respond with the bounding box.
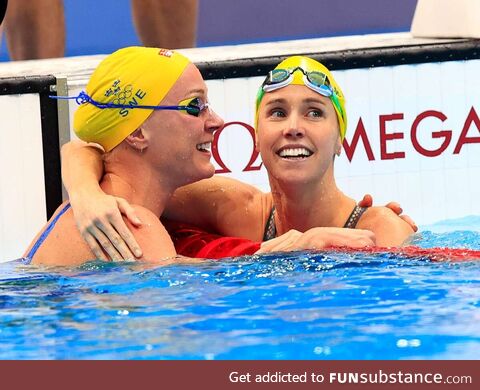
[129,205,176,261]
[356,206,414,247]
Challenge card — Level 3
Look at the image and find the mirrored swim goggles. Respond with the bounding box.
[262,67,334,97]
[50,91,209,117]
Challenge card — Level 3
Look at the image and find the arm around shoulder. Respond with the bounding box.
[165,175,270,240]
[61,140,105,196]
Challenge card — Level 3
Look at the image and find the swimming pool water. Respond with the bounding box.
[1,219,480,360]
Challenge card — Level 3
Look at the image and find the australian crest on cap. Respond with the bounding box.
[158,49,174,57]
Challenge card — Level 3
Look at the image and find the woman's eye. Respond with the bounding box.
[307,109,324,118]
[270,108,286,118]
[188,97,200,107]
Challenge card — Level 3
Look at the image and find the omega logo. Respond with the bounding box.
[344,107,480,161]
[212,121,263,174]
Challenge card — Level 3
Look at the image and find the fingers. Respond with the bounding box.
[83,233,108,261]
[400,215,418,232]
[385,201,402,215]
[256,241,293,254]
[117,198,142,227]
[256,237,287,254]
[358,194,373,208]
[83,225,123,261]
[384,202,417,231]
[111,220,143,258]
[70,191,143,261]
[111,199,143,258]
[256,230,300,254]
[94,219,136,260]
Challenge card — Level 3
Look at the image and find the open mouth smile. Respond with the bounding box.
[196,142,212,153]
[277,147,313,159]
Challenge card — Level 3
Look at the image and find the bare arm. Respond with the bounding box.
[61,140,103,195]
[61,140,142,260]
[256,227,376,254]
[165,176,271,241]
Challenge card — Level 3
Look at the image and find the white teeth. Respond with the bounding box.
[278,148,313,158]
[196,142,211,152]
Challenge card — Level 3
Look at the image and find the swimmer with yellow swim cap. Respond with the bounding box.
[59,54,415,260]
[24,46,224,266]
[74,46,192,151]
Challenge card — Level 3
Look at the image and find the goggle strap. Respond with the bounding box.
[49,91,199,113]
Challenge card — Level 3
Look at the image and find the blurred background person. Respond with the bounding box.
[2,0,197,60]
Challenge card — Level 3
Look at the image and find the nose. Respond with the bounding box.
[205,107,224,134]
[283,114,305,138]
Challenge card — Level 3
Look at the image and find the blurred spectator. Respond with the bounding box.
[2,0,197,60]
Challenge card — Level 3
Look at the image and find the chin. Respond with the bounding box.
[279,175,312,186]
[271,168,314,186]
[197,163,216,181]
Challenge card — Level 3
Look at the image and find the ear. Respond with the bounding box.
[254,129,261,152]
[254,139,260,152]
[335,137,342,156]
[125,127,149,152]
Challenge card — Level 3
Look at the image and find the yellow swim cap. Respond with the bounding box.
[74,47,190,151]
[255,56,347,140]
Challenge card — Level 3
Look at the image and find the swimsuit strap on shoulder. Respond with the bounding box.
[263,206,277,241]
[23,203,72,264]
[343,205,367,229]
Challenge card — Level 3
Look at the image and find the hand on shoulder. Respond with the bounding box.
[357,206,414,247]
[359,193,418,232]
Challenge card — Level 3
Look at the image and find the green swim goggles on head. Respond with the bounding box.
[262,67,334,97]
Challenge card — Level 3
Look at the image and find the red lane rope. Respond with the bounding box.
[327,245,480,262]
[166,221,480,262]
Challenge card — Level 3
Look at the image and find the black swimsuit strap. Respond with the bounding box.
[262,204,367,241]
[343,205,368,229]
[263,206,277,241]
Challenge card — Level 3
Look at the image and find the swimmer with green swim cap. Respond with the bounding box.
[252,55,413,249]
[24,46,225,265]
[255,55,347,141]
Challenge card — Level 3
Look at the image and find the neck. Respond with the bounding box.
[101,148,177,217]
[268,167,356,235]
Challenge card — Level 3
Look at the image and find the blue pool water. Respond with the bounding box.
[1,218,480,360]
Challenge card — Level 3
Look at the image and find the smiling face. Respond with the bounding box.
[256,84,342,186]
[141,63,224,186]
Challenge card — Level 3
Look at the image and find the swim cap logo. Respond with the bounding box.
[103,79,147,117]
[112,85,133,105]
[104,79,122,98]
[158,49,174,58]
